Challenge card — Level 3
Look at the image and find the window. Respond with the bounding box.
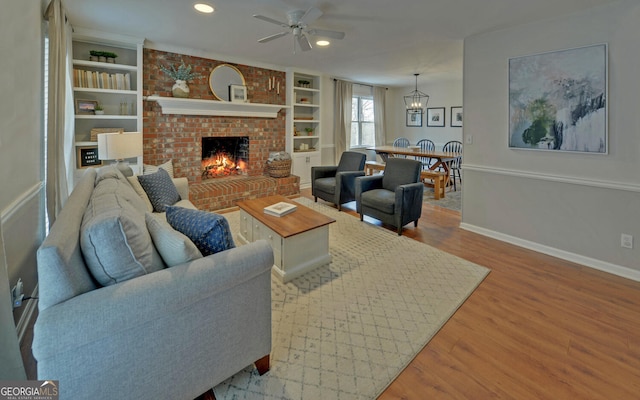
[351,96,375,147]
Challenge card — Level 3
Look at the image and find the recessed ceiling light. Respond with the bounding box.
[316,40,330,47]
[194,3,214,14]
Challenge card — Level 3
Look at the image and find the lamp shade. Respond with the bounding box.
[97,132,143,160]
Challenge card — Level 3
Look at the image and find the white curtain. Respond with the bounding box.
[333,79,352,158]
[45,0,75,226]
[373,86,386,146]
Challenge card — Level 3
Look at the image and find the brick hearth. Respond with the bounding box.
[190,175,299,211]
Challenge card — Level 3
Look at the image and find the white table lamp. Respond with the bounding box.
[97,132,143,177]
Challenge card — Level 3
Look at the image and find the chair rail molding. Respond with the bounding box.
[146,96,289,118]
[463,164,640,193]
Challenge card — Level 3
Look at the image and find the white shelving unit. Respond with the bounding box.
[286,71,322,187]
[71,28,144,184]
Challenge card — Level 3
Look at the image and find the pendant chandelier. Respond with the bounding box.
[404,73,429,114]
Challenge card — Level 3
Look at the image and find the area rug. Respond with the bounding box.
[423,187,461,212]
[214,198,489,399]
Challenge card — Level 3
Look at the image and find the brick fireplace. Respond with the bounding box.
[143,49,299,211]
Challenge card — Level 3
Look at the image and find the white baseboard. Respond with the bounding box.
[459,223,640,282]
[16,284,38,343]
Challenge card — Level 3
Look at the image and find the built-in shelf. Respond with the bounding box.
[75,115,137,120]
[146,96,289,118]
[73,59,137,71]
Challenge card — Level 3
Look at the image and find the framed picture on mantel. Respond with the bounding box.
[229,84,247,103]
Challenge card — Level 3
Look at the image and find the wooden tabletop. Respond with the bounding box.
[236,195,335,238]
[367,145,459,160]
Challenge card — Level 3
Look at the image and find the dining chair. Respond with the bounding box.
[416,139,435,169]
[391,137,410,159]
[392,137,410,147]
[442,140,463,191]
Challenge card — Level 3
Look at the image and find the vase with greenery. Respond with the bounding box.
[304,127,314,136]
[159,61,202,98]
[94,104,104,115]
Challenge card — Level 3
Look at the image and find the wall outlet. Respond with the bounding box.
[11,278,24,308]
[621,234,633,249]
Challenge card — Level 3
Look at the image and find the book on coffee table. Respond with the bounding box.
[264,202,297,217]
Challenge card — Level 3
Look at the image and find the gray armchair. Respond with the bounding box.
[312,151,366,211]
[355,158,423,235]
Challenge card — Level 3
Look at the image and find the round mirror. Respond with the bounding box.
[209,64,246,101]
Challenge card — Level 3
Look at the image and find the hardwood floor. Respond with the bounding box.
[301,189,640,400]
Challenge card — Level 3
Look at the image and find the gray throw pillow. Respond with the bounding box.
[137,168,181,212]
[81,174,166,286]
[145,213,203,267]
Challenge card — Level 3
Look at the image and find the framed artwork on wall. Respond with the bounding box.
[426,107,445,127]
[406,110,422,127]
[450,106,463,127]
[508,44,607,153]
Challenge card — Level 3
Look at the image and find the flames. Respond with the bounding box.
[201,153,247,178]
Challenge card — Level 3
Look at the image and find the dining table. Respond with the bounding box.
[366,145,461,189]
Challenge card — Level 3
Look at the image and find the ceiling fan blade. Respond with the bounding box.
[253,14,288,27]
[307,29,345,40]
[258,31,290,43]
[300,7,323,25]
[297,34,312,51]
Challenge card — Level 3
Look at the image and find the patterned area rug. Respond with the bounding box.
[214,198,488,399]
[423,187,461,212]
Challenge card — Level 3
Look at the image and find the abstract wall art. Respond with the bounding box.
[509,44,607,153]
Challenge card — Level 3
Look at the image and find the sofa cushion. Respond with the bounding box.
[127,175,154,212]
[96,166,149,214]
[37,169,99,310]
[81,172,165,287]
[165,206,235,256]
[145,213,203,267]
[143,159,174,178]
[314,177,336,194]
[137,168,181,213]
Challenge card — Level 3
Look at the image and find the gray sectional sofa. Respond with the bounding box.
[32,166,274,399]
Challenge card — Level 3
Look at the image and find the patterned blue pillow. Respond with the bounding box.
[137,168,181,212]
[165,206,235,256]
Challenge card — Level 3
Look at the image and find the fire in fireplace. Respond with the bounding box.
[201,136,249,178]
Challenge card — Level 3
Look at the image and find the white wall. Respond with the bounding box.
[462,0,640,278]
[0,0,45,378]
[388,79,463,148]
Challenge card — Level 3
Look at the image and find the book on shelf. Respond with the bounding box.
[263,202,297,217]
[73,69,131,90]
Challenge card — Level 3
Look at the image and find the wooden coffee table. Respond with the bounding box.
[236,195,335,283]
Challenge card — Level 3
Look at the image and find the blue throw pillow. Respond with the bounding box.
[165,206,235,256]
[137,168,181,212]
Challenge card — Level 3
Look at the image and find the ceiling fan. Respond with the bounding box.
[253,7,345,53]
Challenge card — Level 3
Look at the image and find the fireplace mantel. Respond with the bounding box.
[146,96,289,118]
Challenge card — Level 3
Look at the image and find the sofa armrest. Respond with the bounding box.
[395,182,424,218]
[34,240,272,357]
[172,177,189,200]
[355,175,383,195]
[311,166,338,181]
[33,239,274,400]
